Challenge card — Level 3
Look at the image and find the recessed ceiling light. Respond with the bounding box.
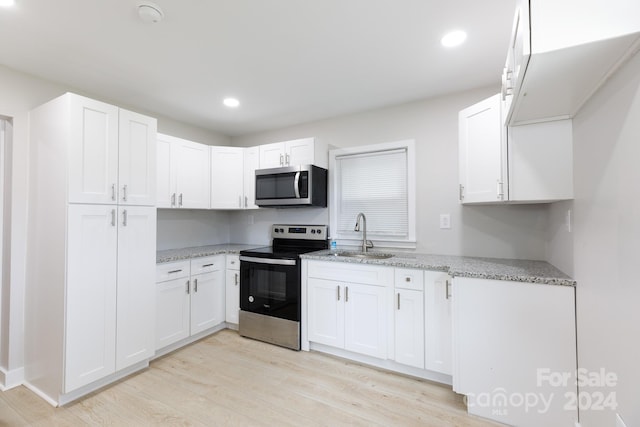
[137,2,164,23]
[441,30,467,48]
[223,98,240,108]
[0,0,16,7]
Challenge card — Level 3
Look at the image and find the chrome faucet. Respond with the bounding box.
[354,213,374,253]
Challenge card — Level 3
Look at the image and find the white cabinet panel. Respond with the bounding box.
[68,96,119,205]
[225,269,240,324]
[307,278,344,349]
[452,278,577,426]
[243,146,260,209]
[115,206,156,370]
[259,142,286,168]
[118,109,157,206]
[344,283,388,359]
[156,136,172,208]
[174,139,210,209]
[259,138,315,168]
[190,269,225,335]
[424,272,452,375]
[65,204,117,392]
[394,288,424,369]
[210,146,244,209]
[156,277,190,350]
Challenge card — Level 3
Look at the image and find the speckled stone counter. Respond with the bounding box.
[156,244,262,264]
[301,249,576,287]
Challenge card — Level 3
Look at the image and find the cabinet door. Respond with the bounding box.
[116,206,156,370]
[225,269,240,324]
[190,269,225,335]
[68,95,119,204]
[174,139,210,209]
[243,146,260,209]
[65,204,117,392]
[424,272,452,374]
[118,109,157,206]
[394,288,424,369]
[156,134,174,208]
[285,138,314,166]
[458,94,505,203]
[210,146,244,209]
[259,142,284,168]
[344,283,388,359]
[155,277,190,350]
[307,278,344,348]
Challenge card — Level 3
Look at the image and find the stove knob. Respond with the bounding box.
[274,228,279,233]
[311,229,316,234]
[316,229,322,234]
[279,228,284,233]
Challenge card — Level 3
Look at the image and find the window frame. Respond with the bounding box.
[329,139,416,249]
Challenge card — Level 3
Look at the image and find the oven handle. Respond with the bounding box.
[240,256,297,266]
[293,171,301,199]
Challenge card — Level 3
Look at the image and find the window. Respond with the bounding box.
[330,140,416,247]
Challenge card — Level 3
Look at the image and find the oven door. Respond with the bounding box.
[239,256,300,322]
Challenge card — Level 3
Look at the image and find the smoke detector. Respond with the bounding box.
[138,2,164,23]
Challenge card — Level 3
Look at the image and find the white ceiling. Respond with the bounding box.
[0,0,515,136]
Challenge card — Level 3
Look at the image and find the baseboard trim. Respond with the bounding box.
[152,323,227,360]
[23,382,59,407]
[0,366,24,391]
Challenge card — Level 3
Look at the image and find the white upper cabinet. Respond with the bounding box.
[68,96,119,205]
[118,109,157,206]
[68,95,156,206]
[243,146,260,209]
[210,146,244,209]
[259,137,315,168]
[156,133,210,209]
[504,0,640,125]
[459,94,573,204]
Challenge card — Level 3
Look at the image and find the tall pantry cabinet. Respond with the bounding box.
[25,93,157,405]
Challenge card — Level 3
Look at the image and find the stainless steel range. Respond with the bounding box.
[238,224,328,350]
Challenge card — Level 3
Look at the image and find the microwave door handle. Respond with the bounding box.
[294,171,301,199]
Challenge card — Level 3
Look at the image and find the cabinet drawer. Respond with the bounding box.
[306,261,392,287]
[156,260,190,282]
[190,255,223,276]
[394,268,424,291]
[226,254,240,270]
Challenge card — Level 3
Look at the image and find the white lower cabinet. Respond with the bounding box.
[307,261,392,359]
[424,272,452,375]
[225,255,240,324]
[393,268,425,369]
[452,278,577,427]
[155,255,225,351]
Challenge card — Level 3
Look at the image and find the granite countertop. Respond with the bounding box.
[156,244,262,264]
[301,249,576,287]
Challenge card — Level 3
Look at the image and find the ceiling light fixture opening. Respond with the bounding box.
[138,2,164,23]
[441,30,467,48]
[0,0,16,7]
[223,98,240,108]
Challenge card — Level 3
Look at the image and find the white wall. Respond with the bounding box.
[0,64,226,386]
[157,210,232,250]
[230,88,551,259]
[562,50,640,427]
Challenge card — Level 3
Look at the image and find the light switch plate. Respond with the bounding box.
[440,214,451,229]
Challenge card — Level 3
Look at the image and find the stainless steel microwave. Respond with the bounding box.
[255,164,327,208]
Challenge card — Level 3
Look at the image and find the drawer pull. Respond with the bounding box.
[202,263,214,268]
[168,269,182,274]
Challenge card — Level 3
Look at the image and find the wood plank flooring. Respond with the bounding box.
[0,330,500,426]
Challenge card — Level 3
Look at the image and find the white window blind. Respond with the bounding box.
[336,148,408,238]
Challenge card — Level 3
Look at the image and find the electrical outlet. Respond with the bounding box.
[440,214,451,229]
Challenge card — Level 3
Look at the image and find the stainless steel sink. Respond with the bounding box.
[328,251,394,260]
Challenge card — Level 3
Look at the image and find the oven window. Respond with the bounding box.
[252,269,287,301]
[240,260,300,321]
[256,173,297,199]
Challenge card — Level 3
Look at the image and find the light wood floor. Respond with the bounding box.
[0,330,500,426]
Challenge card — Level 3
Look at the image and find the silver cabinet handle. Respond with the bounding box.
[279,154,284,166]
[111,184,116,201]
[239,195,242,207]
[186,280,190,294]
[111,209,116,226]
[336,286,340,301]
[194,278,198,293]
[234,273,238,286]
[202,263,214,268]
[446,280,451,300]
[459,184,464,201]
[171,193,176,207]
[497,180,504,200]
[244,196,248,208]
[179,193,183,207]
[168,269,182,274]
[122,184,128,202]
[397,293,401,310]
[345,286,349,302]
[285,153,290,165]
[122,209,128,226]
